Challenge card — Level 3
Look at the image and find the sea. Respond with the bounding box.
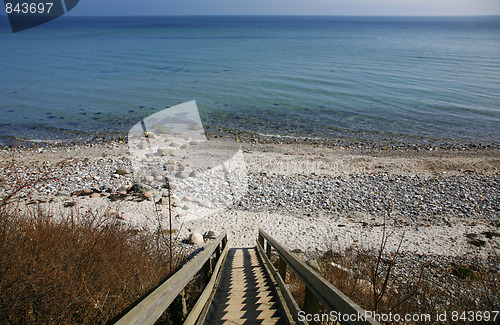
[0,15,499,147]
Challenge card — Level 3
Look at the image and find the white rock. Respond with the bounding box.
[190,232,204,245]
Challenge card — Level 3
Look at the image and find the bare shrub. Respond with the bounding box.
[0,157,177,324]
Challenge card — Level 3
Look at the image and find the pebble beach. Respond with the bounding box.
[0,138,498,258]
[1,137,499,310]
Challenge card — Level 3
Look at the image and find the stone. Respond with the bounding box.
[182,166,193,174]
[468,238,486,247]
[204,231,216,239]
[129,183,152,194]
[116,169,130,175]
[323,249,342,259]
[55,191,70,197]
[166,165,177,172]
[90,193,100,198]
[293,251,307,262]
[306,259,323,272]
[190,232,204,245]
[74,189,92,196]
[196,199,212,208]
[63,201,76,208]
[143,191,153,199]
[157,197,171,205]
[189,170,202,178]
[156,148,173,156]
[153,170,166,178]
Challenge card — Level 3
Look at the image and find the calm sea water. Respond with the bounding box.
[0,16,499,146]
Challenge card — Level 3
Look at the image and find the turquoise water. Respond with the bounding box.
[0,16,499,146]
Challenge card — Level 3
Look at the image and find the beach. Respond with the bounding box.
[1,139,498,260]
[1,14,499,322]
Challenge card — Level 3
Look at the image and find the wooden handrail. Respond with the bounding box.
[115,230,228,325]
[258,229,380,325]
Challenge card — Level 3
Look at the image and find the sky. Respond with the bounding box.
[69,0,500,16]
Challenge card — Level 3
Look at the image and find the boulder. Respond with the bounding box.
[129,183,152,194]
[190,232,204,245]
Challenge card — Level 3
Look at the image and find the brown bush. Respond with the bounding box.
[0,202,172,324]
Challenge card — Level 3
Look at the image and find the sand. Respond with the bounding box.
[1,140,498,259]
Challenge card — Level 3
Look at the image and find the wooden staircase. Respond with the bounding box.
[115,229,380,325]
[204,248,283,324]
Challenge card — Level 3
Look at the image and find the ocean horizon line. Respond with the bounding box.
[2,14,500,19]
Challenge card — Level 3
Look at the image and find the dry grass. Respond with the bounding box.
[0,157,181,324]
[319,249,500,324]
[283,246,499,324]
[281,215,499,325]
[0,203,175,324]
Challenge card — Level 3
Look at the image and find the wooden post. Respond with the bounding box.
[170,289,188,323]
[278,256,287,280]
[204,257,213,279]
[266,241,272,259]
[180,289,188,319]
[303,287,320,323]
[303,258,321,322]
[216,243,221,260]
[258,233,264,248]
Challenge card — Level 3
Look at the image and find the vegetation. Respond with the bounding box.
[0,158,180,324]
[282,214,499,324]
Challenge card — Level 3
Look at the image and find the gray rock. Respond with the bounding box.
[197,199,212,209]
[129,183,152,194]
[117,185,131,193]
[157,197,172,205]
[153,170,166,178]
[156,148,173,156]
[306,259,323,272]
[293,251,307,263]
[176,171,189,179]
[204,231,216,239]
[189,170,202,178]
[55,191,70,197]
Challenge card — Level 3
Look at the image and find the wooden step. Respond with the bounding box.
[204,248,285,325]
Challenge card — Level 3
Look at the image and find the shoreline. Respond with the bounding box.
[0,138,498,260]
[1,127,499,152]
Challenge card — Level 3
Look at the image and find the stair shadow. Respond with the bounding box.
[206,248,282,324]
